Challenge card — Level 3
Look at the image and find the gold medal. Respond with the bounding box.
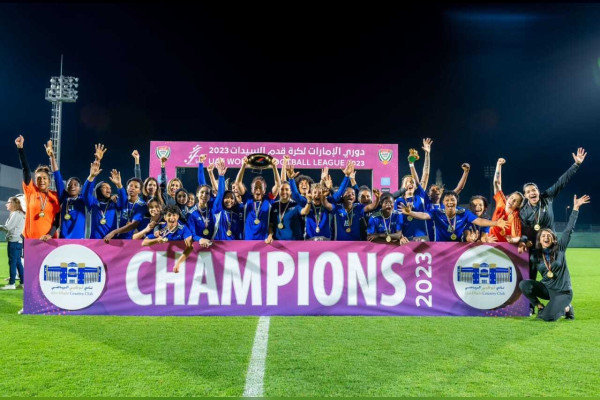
[407,216,413,221]
[277,223,284,229]
[161,237,169,243]
[315,227,320,233]
[100,218,107,225]
[450,233,457,240]
[386,235,392,243]
[202,228,209,236]
[534,224,541,231]
[346,228,351,233]
[39,212,45,218]
[64,214,71,220]
[547,271,554,279]
[226,230,232,237]
[254,219,260,225]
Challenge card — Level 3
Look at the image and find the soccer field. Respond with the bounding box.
[0,243,598,397]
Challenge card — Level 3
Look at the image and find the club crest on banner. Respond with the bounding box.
[378,149,393,165]
[453,245,517,310]
[38,244,106,311]
[155,146,171,160]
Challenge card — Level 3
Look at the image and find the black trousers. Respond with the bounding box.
[519,280,573,322]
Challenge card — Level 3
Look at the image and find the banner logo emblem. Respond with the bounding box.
[378,149,393,165]
[38,244,106,310]
[155,146,171,160]
[453,245,517,310]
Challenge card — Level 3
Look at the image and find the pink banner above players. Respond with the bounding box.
[24,240,529,317]
[149,141,399,192]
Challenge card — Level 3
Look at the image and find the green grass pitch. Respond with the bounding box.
[0,243,598,396]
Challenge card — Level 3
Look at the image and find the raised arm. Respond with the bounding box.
[132,150,141,179]
[493,158,504,195]
[15,135,31,185]
[235,157,249,197]
[453,163,470,194]
[331,161,354,203]
[545,148,586,200]
[280,156,289,183]
[206,163,219,193]
[84,161,102,207]
[196,154,208,186]
[271,158,281,197]
[559,195,589,250]
[45,140,65,198]
[321,192,334,212]
[420,138,432,189]
[159,156,168,194]
[212,159,227,213]
[364,189,381,213]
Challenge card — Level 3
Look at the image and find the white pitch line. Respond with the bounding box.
[243,316,271,397]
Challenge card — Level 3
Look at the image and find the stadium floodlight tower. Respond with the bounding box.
[45,55,79,177]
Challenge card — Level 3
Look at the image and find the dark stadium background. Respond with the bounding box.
[1,3,598,223]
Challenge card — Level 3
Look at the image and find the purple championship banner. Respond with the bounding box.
[149,141,399,192]
[24,240,529,317]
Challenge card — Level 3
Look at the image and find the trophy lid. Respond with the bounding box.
[247,153,274,170]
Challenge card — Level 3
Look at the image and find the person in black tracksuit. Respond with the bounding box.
[519,194,589,321]
[518,148,586,315]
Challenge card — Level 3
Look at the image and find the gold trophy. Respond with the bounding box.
[408,148,420,163]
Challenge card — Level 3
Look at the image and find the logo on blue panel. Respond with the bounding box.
[38,244,106,311]
[453,245,517,310]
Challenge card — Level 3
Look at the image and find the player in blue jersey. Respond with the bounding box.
[133,198,163,240]
[142,204,193,246]
[188,158,226,241]
[235,156,280,240]
[395,175,429,241]
[357,185,380,240]
[213,190,243,241]
[265,157,305,242]
[174,188,192,222]
[463,195,492,243]
[301,182,334,240]
[84,162,127,239]
[333,186,381,241]
[367,193,409,245]
[266,183,303,242]
[104,177,147,241]
[401,191,507,242]
[45,140,87,239]
[287,160,354,207]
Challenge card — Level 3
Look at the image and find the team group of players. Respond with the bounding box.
[12,136,590,321]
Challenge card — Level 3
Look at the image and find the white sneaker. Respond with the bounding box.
[17,308,23,314]
[1,284,16,290]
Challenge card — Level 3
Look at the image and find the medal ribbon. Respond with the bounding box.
[345,204,355,229]
[254,201,262,220]
[382,212,392,236]
[445,212,457,233]
[99,200,111,221]
[38,193,48,215]
[313,205,322,231]
[199,206,210,229]
[542,252,553,276]
[279,201,290,225]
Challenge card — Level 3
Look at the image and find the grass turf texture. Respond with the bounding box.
[0,243,598,397]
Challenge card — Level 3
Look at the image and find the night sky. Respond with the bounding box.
[1,3,599,223]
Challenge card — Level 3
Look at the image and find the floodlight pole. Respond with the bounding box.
[45,55,79,187]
